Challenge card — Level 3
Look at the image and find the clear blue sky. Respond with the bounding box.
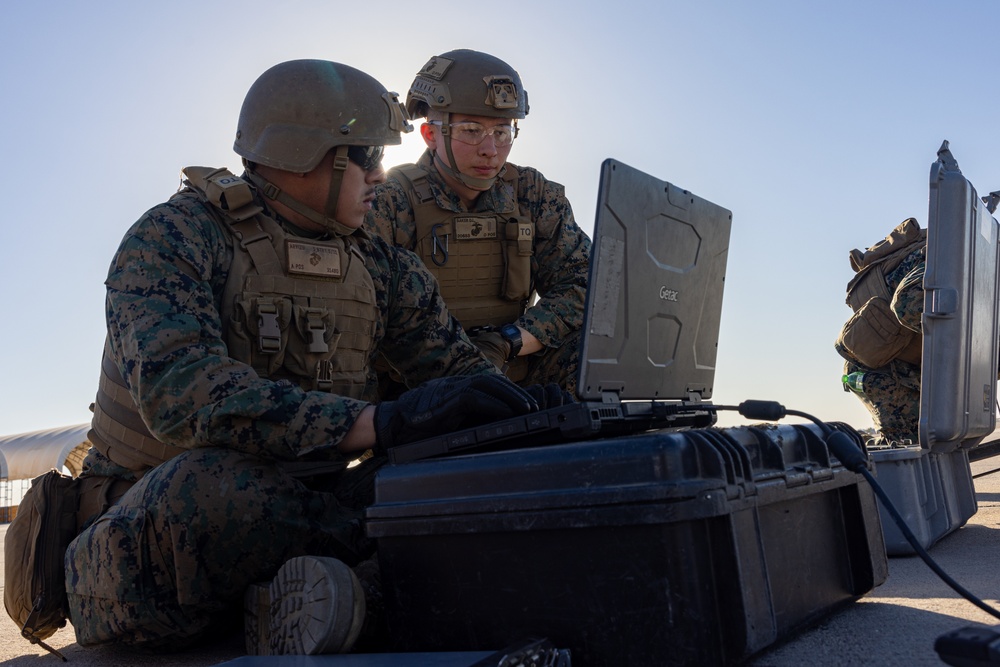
[2,0,998,436]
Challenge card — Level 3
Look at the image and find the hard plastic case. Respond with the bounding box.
[919,142,1000,451]
[366,423,888,667]
[869,444,977,555]
[871,142,998,555]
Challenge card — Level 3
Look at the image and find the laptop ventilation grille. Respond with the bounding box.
[592,407,622,419]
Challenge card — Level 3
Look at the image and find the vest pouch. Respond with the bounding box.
[836,296,916,368]
[235,297,293,377]
[226,311,253,368]
[501,218,533,301]
[286,304,340,388]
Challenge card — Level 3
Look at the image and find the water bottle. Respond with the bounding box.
[842,371,865,395]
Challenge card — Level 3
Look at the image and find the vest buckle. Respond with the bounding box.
[304,309,329,354]
[257,303,281,353]
[316,360,334,391]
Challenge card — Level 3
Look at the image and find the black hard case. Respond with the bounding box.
[366,423,888,666]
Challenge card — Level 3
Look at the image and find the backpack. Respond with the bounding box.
[835,218,926,368]
[4,470,80,660]
[4,470,127,660]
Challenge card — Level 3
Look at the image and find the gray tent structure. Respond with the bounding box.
[0,424,91,519]
[0,424,91,480]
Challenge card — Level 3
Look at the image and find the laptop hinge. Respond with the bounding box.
[601,390,622,404]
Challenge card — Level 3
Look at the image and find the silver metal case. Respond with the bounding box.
[919,144,1000,451]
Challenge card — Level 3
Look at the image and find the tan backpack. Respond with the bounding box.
[4,470,129,660]
[835,218,926,368]
[4,470,80,660]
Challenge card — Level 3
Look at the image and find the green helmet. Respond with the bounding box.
[406,49,528,121]
[235,59,410,173]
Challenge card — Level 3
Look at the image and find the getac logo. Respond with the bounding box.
[659,286,679,302]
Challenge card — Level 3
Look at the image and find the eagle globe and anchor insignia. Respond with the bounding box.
[454,216,497,240]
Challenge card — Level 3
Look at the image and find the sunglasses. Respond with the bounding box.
[346,145,385,172]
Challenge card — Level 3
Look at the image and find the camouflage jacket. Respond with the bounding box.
[102,175,496,463]
[367,151,591,349]
[884,245,926,332]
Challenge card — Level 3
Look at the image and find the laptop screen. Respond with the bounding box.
[578,159,733,402]
[385,159,732,464]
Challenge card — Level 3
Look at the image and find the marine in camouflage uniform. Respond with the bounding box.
[367,50,591,394]
[64,60,538,652]
[837,218,926,445]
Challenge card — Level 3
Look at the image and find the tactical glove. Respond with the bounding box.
[373,374,539,453]
[469,330,511,370]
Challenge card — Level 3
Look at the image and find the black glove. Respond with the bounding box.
[469,330,511,370]
[373,374,539,453]
[524,383,576,409]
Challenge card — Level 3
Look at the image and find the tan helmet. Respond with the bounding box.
[406,49,528,121]
[234,59,410,235]
[235,59,410,173]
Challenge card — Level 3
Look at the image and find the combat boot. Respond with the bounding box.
[244,555,365,655]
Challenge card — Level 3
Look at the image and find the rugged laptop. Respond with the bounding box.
[388,158,733,464]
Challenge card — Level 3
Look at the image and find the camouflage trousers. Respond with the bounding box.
[513,328,582,396]
[64,447,384,650]
[844,359,921,445]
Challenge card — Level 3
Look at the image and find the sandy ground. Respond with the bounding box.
[3,456,1000,666]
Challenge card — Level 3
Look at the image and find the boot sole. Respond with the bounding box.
[245,556,365,655]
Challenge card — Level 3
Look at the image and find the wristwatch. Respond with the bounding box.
[498,323,523,362]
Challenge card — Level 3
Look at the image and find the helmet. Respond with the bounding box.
[235,59,410,173]
[406,49,528,120]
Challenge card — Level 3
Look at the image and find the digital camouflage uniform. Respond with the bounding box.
[843,246,926,445]
[64,177,497,649]
[368,151,591,392]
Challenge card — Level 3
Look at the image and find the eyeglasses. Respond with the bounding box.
[346,145,385,172]
[428,121,517,147]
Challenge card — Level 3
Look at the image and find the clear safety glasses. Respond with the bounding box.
[428,121,517,147]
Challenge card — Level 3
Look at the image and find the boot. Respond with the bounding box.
[244,556,365,655]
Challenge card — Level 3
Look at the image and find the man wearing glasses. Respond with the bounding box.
[368,49,592,395]
[53,60,540,657]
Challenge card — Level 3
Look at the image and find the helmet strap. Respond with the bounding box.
[322,146,352,235]
[246,149,355,237]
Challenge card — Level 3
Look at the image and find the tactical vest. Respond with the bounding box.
[89,167,379,473]
[391,163,535,329]
[835,218,926,368]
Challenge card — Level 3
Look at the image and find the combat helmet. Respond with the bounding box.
[406,49,528,120]
[234,59,411,235]
[407,50,527,190]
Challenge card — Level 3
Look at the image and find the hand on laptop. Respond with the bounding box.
[373,374,539,453]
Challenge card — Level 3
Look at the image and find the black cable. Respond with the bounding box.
[710,399,1000,623]
[858,462,1000,622]
[973,466,1000,480]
